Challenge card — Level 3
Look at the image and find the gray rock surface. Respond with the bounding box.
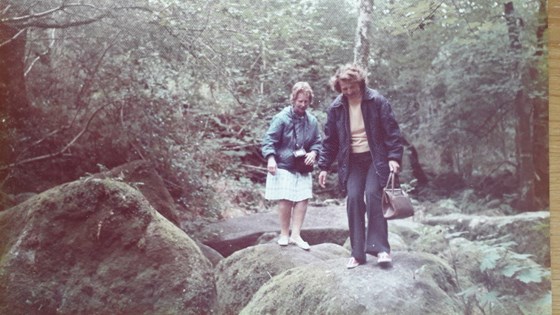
[214,243,349,314]
[241,251,463,315]
[0,178,216,315]
[0,168,550,315]
[205,203,551,315]
[93,160,182,226]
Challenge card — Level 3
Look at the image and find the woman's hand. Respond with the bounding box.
[388,160,400,174]
[318,170,328,188]
[267,156,277,175]
[304,150,317,165]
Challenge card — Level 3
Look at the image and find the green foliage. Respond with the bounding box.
[448,233,549,314]
[479,249,501,272]
[365,0,548,210]
[458,286,503,314]
[0,0,548,214]
[515,267,547,284]
[477,290,500,308]
[532,220,550,237]
[477,242,549,286]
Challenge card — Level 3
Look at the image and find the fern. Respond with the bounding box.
[478,290,500,306]
[508,252,534,260]
[501,265,524,277]
[494,241,517,249]
[457,286,479,299]
[479,250,501,272]
[515,267,547,284]
[480,243,548,282]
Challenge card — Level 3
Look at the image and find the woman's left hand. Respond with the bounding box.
[305,151,317,165]
[389,160,400,174]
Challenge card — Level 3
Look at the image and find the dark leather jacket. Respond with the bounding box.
[318,88,403,195]
[262,106,322,172]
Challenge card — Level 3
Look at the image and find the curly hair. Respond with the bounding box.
[329,64,368,93]
[290,81,314,104]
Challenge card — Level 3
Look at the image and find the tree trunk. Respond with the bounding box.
[352,0,430,190]
[532,0,549,208]
[402,137,429,187]
[0,23,30,166]
[353,0,373,69]
[504,2,536,210]
[535,0,547,57]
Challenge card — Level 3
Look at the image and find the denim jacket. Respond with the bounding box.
[318,88,403,195]
[262,106,322,172]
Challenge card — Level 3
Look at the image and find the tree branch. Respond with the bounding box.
[3,4,153,29]
[0,105,107,172]
[0,27,25,49]
[1,5,11,16]
[18,14,109,29]
[24,28,56,76]
[450,0,475,34]
[2,5,65,23]
[2,2,104,23]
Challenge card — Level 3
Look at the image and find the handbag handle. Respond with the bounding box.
[291,115,308,150]
[384,171,396,191]
[292,122,300,149]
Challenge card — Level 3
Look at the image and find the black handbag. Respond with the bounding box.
[382,171,414,220]
[294,155,313,174]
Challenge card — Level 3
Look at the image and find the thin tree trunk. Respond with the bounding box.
[402,137,429,187]
[352,0,430,191]
[353,0,373,69]
[504,2,536,210]
[535,0,547,57]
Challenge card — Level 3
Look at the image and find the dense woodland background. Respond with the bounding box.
[0,0,549,219]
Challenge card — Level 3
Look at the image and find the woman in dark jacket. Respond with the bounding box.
[318,64,403,268]
[262,82,322,250]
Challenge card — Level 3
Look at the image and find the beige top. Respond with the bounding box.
[348,101,370,153]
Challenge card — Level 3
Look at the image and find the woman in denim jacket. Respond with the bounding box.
[262,82,322,250]
[318,64,403,268]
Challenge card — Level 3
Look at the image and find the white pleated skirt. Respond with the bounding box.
[265,168,312,202]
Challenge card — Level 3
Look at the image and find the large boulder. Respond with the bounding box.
[214,243,349,314]
[0,178,215,315]
[241,251,463,315]
[93,160,182,226]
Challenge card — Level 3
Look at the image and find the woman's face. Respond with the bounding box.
[292,92,311,116]
[339,81,362,100]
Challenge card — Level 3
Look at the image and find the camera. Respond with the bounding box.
[293,148,306,157]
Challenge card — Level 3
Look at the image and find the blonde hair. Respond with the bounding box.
[329,64,368,93]
[290,81,314,104]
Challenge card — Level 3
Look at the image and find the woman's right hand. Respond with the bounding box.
[318,170,327,188]
[267,156,277,175]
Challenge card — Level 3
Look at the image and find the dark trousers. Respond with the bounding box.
[346,152,390,263]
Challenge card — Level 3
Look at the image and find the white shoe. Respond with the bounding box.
[277,235,289,246]
[377,252,392,264]
[289,236,310,250]
[346,257,360,269]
